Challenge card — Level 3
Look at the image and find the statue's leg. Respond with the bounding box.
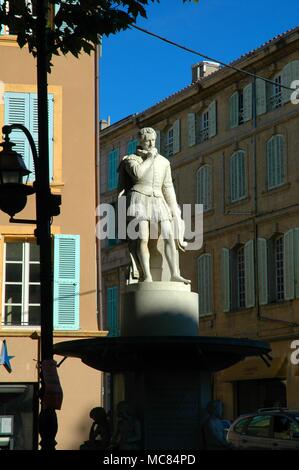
[161,220,191,284]
[137,220,152,282]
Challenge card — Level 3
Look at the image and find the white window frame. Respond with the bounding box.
[199,110,209,143]
[2,242,40,327]
[237,246,246,309]
[269,73,282,110]
[275,236,284,302]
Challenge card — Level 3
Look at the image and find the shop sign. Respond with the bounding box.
[0,340,14,373]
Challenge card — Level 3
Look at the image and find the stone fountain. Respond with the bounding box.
[54,128,271,450]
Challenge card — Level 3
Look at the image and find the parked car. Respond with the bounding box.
[227,408,299,450]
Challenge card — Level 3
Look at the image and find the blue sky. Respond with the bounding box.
[100,0,298,124]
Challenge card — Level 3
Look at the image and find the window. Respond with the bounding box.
[234,417,251,434]
[197,254,213,315]
[106,286,119,337]
[197,165,212,212]
[269,74,282,110]
[3,242,40,326]
[4,91,54,181]
[190,101,217,146]
[229,85,252,128]
[273,416,297,440]
[108,148,119,191]
[166,119,180,157]
[237,246,246,309]
[246,415,271,438]
[230,150,246,202]
[267,135,285,190]
[222,241,255,312]
[199,111,209,142]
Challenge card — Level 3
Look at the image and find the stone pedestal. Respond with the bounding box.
[121,282,199,337]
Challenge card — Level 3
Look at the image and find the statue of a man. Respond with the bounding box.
[118,127,190,284]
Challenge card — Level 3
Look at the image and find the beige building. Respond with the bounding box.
[100,26,299,420]
[0,21,104,449]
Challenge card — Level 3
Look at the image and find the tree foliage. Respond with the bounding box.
[0,0,198,66]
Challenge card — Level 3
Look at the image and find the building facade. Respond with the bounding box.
[100,27,299,420]
[0,17,103,449]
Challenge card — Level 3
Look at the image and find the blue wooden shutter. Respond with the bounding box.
[53,234,80,330]
[258,238,268,305]
[267,136,284,189]
[221,248,230,312]
[229,92,239,128]
[282,62,292,104]
[198,254,213,315]
[173,119,180,154]
[208,101,217,138]
[107,286,119,336]
[127,139,137,155]
[188,113,196,147]
[29,93,54,181]
[4,92,30,175]
[108,148,119,190]
[243,84,253,122]
[245,240,255,308]
[284,229,295,301]
[256,78,267,115]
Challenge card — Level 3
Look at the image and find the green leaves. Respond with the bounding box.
[0,0,198,68]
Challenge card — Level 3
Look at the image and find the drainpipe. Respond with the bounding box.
[94,44,103,330]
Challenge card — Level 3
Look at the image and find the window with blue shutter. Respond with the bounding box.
[197,165,212,212]
[267,135,285,190]
[106,286,119,337]
[198,254,213,315]
[4,91,54,182]
[230,150,246,202]
[53,234,80,330]
[108,148,119,191]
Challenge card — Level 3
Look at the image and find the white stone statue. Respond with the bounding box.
[118,127,190,284]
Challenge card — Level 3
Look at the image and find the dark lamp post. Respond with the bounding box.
[0,132,35,217]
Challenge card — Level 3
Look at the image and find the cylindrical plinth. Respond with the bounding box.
[121,282,199,336]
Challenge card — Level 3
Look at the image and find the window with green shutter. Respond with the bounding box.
[266,135,285,190]
[4,91,54,182]
[53,234,80,331]
[230,150,246,202]
[108,148,119,190]
[197,165,212,212]
[106,286,119,337]
[198,254,213,315]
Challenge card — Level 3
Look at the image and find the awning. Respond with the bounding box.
[219,356,287,382]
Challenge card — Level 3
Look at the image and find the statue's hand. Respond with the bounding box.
[147,148,158,159]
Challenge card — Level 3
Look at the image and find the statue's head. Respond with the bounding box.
[206,400,223,419]
[138,127,157,151]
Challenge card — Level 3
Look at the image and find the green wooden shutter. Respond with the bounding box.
[231,151,245,202]
[221,248,230,312]
[188,113,196,147]
[245,240,255,308]
[256,78,267,115]
[243,84,253,122]
[267,136,284,189]
[53,234,80,330]
[173,119,180,154]
[230,153,237,202]
[229,92,239,128]
[284,229,295,300]
[208,100,217,138]
[4,92,30,175]
[257,238,268,305]
[198,254,213,316]
[107,286,119,336]
[108,148,119,190]
[155,129,161,153]
[197,165,212,212]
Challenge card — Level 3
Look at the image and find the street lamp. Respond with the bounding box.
[0,123,62,450]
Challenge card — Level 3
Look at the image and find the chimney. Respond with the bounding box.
[100,115,111,130]
[191,61,220,83]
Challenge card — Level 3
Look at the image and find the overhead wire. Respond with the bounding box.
[131,24,295,92]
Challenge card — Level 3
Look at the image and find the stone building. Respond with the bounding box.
[0,6,103,449]
[100,27,299,419]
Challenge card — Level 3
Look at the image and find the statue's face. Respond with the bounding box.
[141,133,156,151]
